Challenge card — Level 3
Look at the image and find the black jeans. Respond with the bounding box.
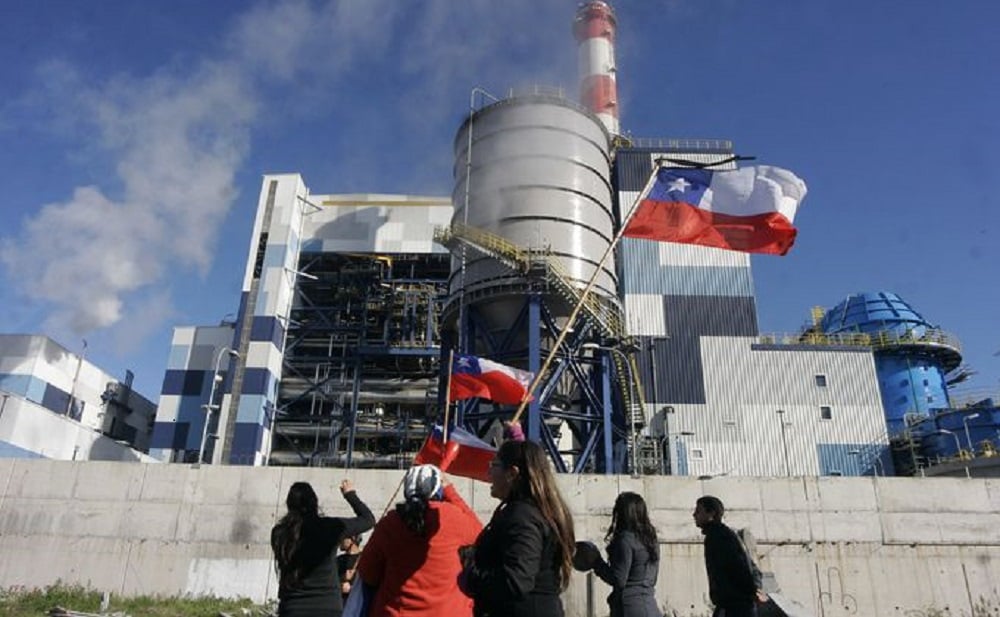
[713,604,757,617]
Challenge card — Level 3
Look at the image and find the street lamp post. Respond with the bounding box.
[962,413,981,454]
[776,409,791,476]
[198,346,239,466]
[581,342,641,476]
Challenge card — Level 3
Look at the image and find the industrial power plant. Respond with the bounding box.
[143,1,998,478]
[3,2,991,480]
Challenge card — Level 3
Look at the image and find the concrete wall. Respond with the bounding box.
[1,460,999,616]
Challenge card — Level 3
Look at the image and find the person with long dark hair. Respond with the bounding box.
[461,439,576,617]
[271,479,375,617]
[356,464,482,617]
[579,492,662,617]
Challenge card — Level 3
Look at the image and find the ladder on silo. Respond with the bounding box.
[434,223,648,436]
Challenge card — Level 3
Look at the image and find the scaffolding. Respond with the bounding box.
[269,251,450,468]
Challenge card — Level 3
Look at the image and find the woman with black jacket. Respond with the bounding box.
[271,479,375,617]
[461,439,576,617]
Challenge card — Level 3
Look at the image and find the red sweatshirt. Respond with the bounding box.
[357,484,483,617]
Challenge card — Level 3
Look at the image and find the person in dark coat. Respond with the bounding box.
[335,534,363,603]
[461,439,576,617]
[271,479,375,617]
[693,495,757,617]
[579,492,662,617]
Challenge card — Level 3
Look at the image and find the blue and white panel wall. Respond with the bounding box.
[301,194,452,254]
[0,335,156,461]
[218,174,308,466]
[614,148,758,410]
[150,325,235,462]
[657,337,888,477]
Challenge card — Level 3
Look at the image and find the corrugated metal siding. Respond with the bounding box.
[627,296,758,405]
[663,295,758,337]
[660,337,887,477]
[618,236,753,297]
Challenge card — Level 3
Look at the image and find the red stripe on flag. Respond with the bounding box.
[414,430,494,482]
[623,199,797,256]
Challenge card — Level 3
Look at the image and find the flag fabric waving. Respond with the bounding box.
[414,424,495,482]
[450,354,534,405]
[622,165,807,255]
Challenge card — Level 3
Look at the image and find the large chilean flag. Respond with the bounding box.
[622,165,807,255]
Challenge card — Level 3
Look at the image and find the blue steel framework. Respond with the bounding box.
[446,294,627,473]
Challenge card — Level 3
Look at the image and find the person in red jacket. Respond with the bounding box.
[357,464,483,617]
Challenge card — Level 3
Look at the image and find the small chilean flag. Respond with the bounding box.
[623,165,807,256]
[414,424,495,482]
[449,355,534,405]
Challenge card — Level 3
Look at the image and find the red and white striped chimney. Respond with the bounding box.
[573,1,619,136]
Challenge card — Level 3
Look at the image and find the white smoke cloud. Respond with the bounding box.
[1,58,254,332]
[0,0,577,342]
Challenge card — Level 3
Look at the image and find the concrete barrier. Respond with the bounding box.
[0,459,998,616]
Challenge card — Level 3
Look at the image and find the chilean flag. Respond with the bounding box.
[450,354,534,405]
[622,165,807,255]
[414,424,495,482]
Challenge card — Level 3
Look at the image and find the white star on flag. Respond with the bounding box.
[667,177,691,193]
[457,357,471,367]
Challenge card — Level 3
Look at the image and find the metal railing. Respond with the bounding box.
[756,328,962,353]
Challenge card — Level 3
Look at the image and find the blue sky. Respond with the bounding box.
[1,0,998,400]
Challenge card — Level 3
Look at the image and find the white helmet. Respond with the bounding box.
[403,464,443,502]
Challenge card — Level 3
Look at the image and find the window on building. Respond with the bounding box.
[691,448,704,460]
[815,374,827,387]
[820,406,833,420]
[828,470,843,476]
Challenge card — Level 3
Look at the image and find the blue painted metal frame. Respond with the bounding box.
[446,292,622,473]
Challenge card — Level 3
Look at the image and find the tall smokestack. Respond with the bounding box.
[574,1,619,136]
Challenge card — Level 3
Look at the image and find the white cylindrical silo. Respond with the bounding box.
[446,94,620,344]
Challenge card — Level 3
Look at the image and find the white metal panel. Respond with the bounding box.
[655,337,887,477]
[624,294,666,336]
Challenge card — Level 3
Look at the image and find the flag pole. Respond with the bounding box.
[443,349,455,442]
[511,161,664,425]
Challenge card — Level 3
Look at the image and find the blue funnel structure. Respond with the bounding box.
[818,292,962,435]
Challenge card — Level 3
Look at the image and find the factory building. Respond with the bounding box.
[0,334,157,461]
[151,1,894,476]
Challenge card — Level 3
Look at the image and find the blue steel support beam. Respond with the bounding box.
[527,294,542,443]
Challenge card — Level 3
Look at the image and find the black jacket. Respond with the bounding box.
[701,521,756,610]
[271,491,375,617]
[593,530,661,617]
[465,498,565,617]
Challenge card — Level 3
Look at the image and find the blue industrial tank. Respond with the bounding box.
[818,292,961,435]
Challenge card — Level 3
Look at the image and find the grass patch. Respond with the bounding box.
[0,584,272,617]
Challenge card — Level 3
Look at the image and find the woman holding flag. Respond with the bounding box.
[461,439,576,617]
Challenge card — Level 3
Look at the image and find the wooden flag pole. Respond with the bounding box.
[511,162,663,425]
[443,349,455,442]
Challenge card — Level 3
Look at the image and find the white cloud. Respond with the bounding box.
[1,0,578,344]
[1,58,254,333]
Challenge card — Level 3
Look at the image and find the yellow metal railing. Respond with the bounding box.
[757,328,962,353]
